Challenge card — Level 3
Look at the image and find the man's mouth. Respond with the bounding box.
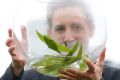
[63,40,77,49]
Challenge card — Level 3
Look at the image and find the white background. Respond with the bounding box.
[0,0,120,77]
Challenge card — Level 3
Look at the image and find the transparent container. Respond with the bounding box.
[13,0,107,77]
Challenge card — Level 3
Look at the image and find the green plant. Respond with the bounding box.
[31,31,89,76]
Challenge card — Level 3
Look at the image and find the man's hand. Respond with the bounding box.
[60,48,106,80]
[6,26,28,77]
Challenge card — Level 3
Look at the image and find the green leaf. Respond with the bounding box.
[44,36,60,53]
[36,30,60,53]
[77,46,82,59]
[36,30,45,42]
[80,56,88,71]
[35,30,89,76]
[65,41,78,61]
[67,46,83,63]
[31,55,69,76]
[36,31,71,53]
[67,41,78,56]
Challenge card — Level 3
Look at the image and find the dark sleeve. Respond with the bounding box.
[103,64,120,80]
[21,69,60,80]
[0,64,24,80]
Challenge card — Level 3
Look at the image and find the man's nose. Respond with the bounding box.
[63,30,76,48]
[64,29,75,42]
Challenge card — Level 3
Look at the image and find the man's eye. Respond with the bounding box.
[56,27,64,31]
[72,24,83,30]
[55,25,65,32]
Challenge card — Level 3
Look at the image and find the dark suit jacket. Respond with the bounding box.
[1,64,120,80]
[103,64,120,80]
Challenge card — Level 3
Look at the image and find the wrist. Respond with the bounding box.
[12,63,24,77]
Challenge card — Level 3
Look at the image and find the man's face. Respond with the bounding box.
[49,7,93,46]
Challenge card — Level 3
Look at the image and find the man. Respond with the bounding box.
[1,0,120,80]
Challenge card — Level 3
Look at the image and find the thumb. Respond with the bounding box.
[8,28,12,37]
[97,48,106,66]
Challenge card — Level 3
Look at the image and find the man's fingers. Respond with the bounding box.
[8,45,16,56]
[8,28,12,37]
[6,38,14,47]
[97,48,106,66]
[6,28,14,47]
[59,74,75,80]
[64,69,90,79]
[21,25,27,40]
[87,60,95,73]
[60,69,77,78]
[21,25,28,52]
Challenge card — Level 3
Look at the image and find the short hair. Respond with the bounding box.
[47,0,94,27]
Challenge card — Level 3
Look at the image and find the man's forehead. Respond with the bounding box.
[53,7,86,19]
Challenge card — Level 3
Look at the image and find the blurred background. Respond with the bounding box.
[0,0,120,77]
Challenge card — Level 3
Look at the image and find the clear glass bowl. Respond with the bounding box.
[13,0,107,77]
